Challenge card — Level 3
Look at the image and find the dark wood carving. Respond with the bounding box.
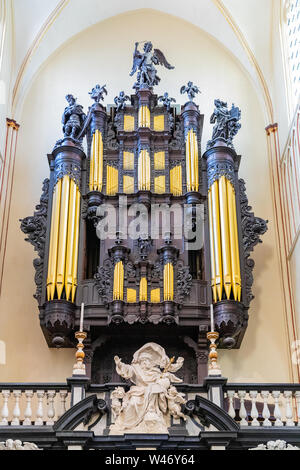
[176,262,193,304]
[20,178,49,304]
[239,178,268,305]
[94,259,113,305]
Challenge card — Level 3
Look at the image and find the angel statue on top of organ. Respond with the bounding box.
[130,41,174,90]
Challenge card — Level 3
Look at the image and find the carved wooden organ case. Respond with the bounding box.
[21,84,268,383]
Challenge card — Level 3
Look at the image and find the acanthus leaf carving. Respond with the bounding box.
[20,178,49,304]
[239,178,268,305]
[94,259,113,304]
[176,263,193,304]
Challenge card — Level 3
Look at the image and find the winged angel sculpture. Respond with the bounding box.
[130,41,174,89]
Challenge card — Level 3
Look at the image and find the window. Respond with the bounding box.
[283,0,300,113]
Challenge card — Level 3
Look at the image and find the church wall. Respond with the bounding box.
[0,0,13,156]
[0,10,291,383]
[270,2,300,343]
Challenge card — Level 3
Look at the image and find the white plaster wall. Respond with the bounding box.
[0,0,13,156]
[0,10,291,383]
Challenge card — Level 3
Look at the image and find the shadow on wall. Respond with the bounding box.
[0,341,6,365]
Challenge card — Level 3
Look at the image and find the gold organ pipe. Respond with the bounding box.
[113,261,124,301]
[106,166,118,196]
[219,176,232,300]
[140,277,147,302]
[193,131,199,191]
[97,130,103,192]
[89,130,103,192]
[139,106,150,127]
[121,262,124,299]
[138,150,150,190]
[113,262,118,300]
[208,188,217,303]
[170,165,182,196]
[89,132,95,191]
[71,187,81,303]
[56,175,70,300]
[164,263,174,301]
[186,129,199,192]
[147,150,150,189]
[47,179,62,301]
[186,131,191,192]
[211,180,223,301]
[190,131,195,190]
[65,179,77,301]
[227,180,241,301]
[93,131,98,190]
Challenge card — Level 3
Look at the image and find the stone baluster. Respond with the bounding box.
[58,391,68,418]
[261,391,272,427]
[272,391,283,427]
[227,391,236,421]
[249,391,259,427]
[46,391,56,425]
[284,391,295,426]
[295,391,300,427]
[35,390,45,426]
[11,390,22,426]
[23,390,34,426]
[238,390,248,426]
[0,391,10,425]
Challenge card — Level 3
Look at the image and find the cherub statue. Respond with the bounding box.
[130,41,174,90]
[0,439,40,451]
[89,84,108,104]
[62,94,86,141]
[207,99,241,149]
[111,387,126,421]
[180,81,201,102]
[114,91,130,112]
[110,343,185,434]
[158,92,176,111]
[166,386,187,421]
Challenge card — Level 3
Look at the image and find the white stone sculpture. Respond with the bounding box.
[250,440,299,451]
[111,387,126,421]
[166,386,187,421]
[0,439,40,450]
[109,343,186,434]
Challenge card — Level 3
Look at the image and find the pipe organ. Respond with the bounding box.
[21,63,267,381]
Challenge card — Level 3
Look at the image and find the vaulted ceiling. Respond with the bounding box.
[11,0,277,121]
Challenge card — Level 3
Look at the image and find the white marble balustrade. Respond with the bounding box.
[0,387,70,426]
[226,388,300,427]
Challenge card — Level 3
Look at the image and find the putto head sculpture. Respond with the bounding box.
[207,99,241,149]
[180,81,201,102]
[130,41,174,90]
